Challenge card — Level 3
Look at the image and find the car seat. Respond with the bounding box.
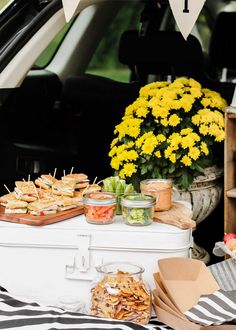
[118,30,206,84]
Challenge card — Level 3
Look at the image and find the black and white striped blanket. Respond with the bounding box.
[0,289,171,330]
[184,289,236,326]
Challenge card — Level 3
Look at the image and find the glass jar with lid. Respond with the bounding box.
[140,178,173,211]
[83,192,116,225]
[120,193,155,226]
[90,261,151,325]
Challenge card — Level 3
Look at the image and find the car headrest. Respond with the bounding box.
[209,12,236,69]
[118,30,204,81]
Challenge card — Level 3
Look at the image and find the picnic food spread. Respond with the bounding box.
[90,262,151,324]
[0,173,195,230]
[0,171,98,216]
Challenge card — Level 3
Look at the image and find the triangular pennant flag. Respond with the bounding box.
[62,0,81,22]
[168,0,206,40]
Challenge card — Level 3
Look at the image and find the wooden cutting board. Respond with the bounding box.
[0,205,84,226]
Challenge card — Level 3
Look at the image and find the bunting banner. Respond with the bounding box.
[62,0,96,22]
[62,0,81,22]
[168,0,206,40]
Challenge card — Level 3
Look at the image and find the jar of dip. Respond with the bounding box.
[140,179,173,211]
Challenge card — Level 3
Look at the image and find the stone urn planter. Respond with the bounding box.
[177,165,223,226]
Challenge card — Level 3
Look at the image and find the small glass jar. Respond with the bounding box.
[140,179,173,211]
[120,193,155,226]
[90,262,151,325]
[83,192,116,225]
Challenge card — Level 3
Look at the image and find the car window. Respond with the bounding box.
[86,2,144,82]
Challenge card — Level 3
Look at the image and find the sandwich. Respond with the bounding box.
[73,191,83,205]
[5,200,28,214]
[37,188,54,200]
[61,173,89,189]
[28,200,58,216]
[14,181,39,202]
[51,180,75,197]
[56,196,78,211]
[35,174,57,190]
[0,192,18,207]
[80,184,101,194]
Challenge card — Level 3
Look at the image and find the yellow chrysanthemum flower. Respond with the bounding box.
[200,142,209,155]
[161,118,168,127]
[110,156,121,170]
[168,114,181,126]
[181,128,193,135]
[164,146,173,158]
[181,155,192,166]
[188,147,200,160]
[119,163,137,178]
[141,133,158,155]
[115,118,143,139]
[136,106,148,118]
[199,124,209,135]
[155,150,162,158]
[169,153,176,163]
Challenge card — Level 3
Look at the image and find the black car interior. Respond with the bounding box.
[0,0,235,194]
[118,30,205,84]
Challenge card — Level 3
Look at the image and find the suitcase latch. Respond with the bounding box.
[65,234,92,280]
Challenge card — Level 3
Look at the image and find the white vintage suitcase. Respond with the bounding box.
[0,214,192,308]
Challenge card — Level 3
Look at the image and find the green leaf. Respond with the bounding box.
[168,164,175,174]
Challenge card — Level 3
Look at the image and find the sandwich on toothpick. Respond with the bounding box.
[52,180,75,197]
[56,196,78,211]
[80,183,101,194]
[35,174,57,190]
[14,181,38,202]
[5,200,28,214]
[0,192,18,206]
[28,200,58,216]
[61,173,89,189]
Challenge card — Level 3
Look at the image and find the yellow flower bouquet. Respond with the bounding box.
[108,77,227,191]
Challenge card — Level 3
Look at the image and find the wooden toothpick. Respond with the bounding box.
[70,167,74,174]
[92,176,98,184]
[53,168,57,178]
[4,184,11,194]
[81,185,89,195]
[97,179,104,185]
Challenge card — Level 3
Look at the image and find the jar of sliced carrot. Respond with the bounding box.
[83,192,117,225]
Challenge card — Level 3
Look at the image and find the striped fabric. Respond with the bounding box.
[209,258,236,291]
[0,291,170,330]
[184,289,236,326]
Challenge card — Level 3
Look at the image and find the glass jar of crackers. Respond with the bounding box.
[90,262,151,325]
